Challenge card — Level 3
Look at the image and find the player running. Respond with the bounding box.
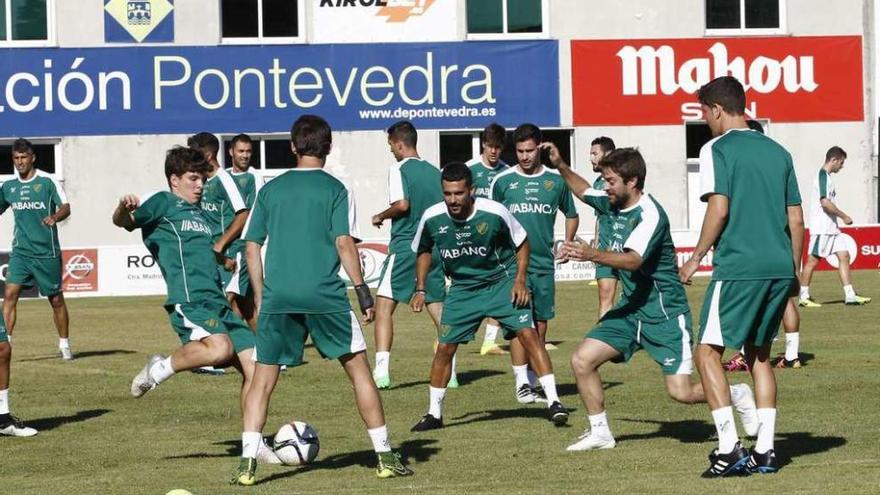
[0,138,73,360]
[232,115,412,485]
[588,136,618,318]
[409,162,568,432]
[547,145,757,451]
[490,124,579,404]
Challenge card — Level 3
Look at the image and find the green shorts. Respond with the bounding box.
[528,272,555,321]
[698,279,794,350]
[377,249,445,303]
[0,317,7,343]
[220,248,250,297]
[439,277,534,344]
[254,310,366,366]
[595,263,617,280]
[166,300,255,353]
[587,310,694,375]
[5,253,62,297]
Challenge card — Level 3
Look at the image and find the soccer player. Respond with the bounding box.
[409,162,568,432]
[224,133,263,329]
[680,76,804,476]
[0,314,37,436]
[491,124,579,404]
[547,145,757,452]
[232,115,412,485]
[0,138,74,360]
[589,136,618,318]
[799,146,871,307]
[466,122,510,356]
[370,121,449,389]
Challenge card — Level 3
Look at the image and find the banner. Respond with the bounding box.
[0,41,559,137]
[312,0,456,44]
[803,226,880,271]
[61,249,99,292]
[97,245,166,297]
[571,36,864,125]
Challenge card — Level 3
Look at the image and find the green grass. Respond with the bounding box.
[2,271,879,494]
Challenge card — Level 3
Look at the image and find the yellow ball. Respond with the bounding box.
[165,490,194,495]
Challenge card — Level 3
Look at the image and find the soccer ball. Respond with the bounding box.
[273,421,320,465]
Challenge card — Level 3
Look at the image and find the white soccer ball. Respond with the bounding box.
[273,421,320,465]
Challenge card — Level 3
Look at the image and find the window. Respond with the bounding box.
[705,0,784,35]
[0,0,54,46]
[466,0,548,39]
[221,135,296,180]
[221,0,303,44]
[439,128,572,169]
[0,139,62,179]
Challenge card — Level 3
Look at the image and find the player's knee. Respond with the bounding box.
[837,251,850,262]
[0,342,11,363]
[435,343,456,360]
[48,294,65,309]
[570,350,596,375]
[205,337,234,364]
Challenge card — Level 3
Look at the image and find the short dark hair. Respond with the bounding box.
[825,146,847,162]
[599,148,646,190]
[11,138,34,155]
[291,114,332,159]
[165,146,211,181]
[591,136,615,153]
[746,120,765,134]
[481,123,506,147]
[387,120,418,148]
[697,76,746,115]
[230,133,253,148]
[441,161,472,187]
[513,123,541,144]
[187,132,220,156]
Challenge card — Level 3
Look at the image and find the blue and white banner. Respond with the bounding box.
[0,41,559,137]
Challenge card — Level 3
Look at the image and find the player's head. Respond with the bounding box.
[11,138,36,176]
[825,146,847,172]
[441,161,474,218]
[387,120,418,161]
[590,136,615,171]
[480,123,506,166]
[513,123,542,172]
[598,148,646,208]
[187,132,220,164]
[697,76,746,137]
[165,146,211,204]
[228,133,253,172]
[291,115,332,163]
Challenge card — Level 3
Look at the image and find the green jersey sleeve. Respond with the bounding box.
[243,188,268,245]
[490,177,503,203]
[817,168,828,200]
[412,214,435,254]
[330,185,358,240]
[48,176,68,206]
[0,186,8,214]
[699,141,730,201]
[132,192,169,228]
[580,189,611,214]
[559,183,578,219]
[785,157,802,206]
[623,199,664,260]
[388,163,407,204]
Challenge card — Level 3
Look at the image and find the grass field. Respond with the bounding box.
[2,271,879,494]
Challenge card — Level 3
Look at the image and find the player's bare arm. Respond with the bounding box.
[112,195,139,231]
[245,240,264,314]
[557,215,580,264]
[820,197,853,225]
[410,250,432,313]
[559,240,643,271]
[372,199,410,228]
[213,210,248,270]
[511,239,531,307]
[337,235,375,323]
[43,203,70,227]
[788,205,805,275]
[680,193,728,284]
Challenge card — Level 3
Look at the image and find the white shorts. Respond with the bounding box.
[808,234,846,259]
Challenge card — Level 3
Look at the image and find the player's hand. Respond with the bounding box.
[554,245,570,265]
[371,214,384,228]
[354,283,375,322]
[538,142,564,168]
[213,249,229,267]
[42,215,57,226]
[560,240,594,262]
[410,291,426,312]
[119,194,140,211]
[678,257,700,284]
[843,215,853,225]
[511,279,531,307]
[363,307,375,324]
[223,256,236,272]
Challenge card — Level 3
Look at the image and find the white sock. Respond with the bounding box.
[367,425,391,453]
[527,369,538,388]
[784,332,800,361]
[148,357,175,384]
[374,351,390,377]
[59,338,70,349]
[483,324,500,344]
[589,411,612,437]
[450,353,457,381]
[711,406,739,454]
[0,389,9,415]
[512,364,529,388]
[843,284,856,299]
[5,334,9,345]
[755,408,777,454]
[538,374,560,404]
[799,286,810,299]
[428,386,446,418]
[241,431,262,459]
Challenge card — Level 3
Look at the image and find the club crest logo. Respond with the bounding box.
[33,183,43,193]
[543,180,555,191]
[476,222,489,235]
[204,318,219,329]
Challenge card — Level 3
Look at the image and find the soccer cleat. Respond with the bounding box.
[516,383,538,404]
[0,414,38,437]
[130,354,164,398]
[544,342,559,351]
[480,343,508,356]
[532,384,548,404]
[566,429,616,451]
[746,448,779,474]
[376,451,413,478]
[722,353,749,372]
[845,295,872,305]
[256,440,282,465]
[798,298,822,308]
[59,347,74,360]
[373,373,391,390]
[730,383,759,437]
[230,457,257,486]
[410,414,443,432]
[774,356,802,369]
[548,401,569,426]
[701,442,750,478]
[447,376,459,389]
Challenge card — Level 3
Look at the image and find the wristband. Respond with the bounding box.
[354,283,374,314]
[414,289,427,295]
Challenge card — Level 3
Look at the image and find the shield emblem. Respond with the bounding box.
[543,180,555,191]
[476,222,489,235]
[33,183,43,192]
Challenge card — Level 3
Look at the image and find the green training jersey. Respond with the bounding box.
[466,157,509,199]
[808,168,839,235]
[227,168,262,252]
[133,191,225,306]
[699,128,801,280]
[243,168,357,314]
[0,170,68,258]
[413,198,527,289]
[593,176,614,250]
[388,157,442,254]
[200,168,247,251]
[581,190,689,322]
[491,166,578,274]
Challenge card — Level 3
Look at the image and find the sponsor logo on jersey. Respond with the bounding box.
[11,201,47,210]
[475,186,491,197]
[476,222,489,235]
[437,225,449,234]
[455,231,471,240]
[439,246,488,259]
[180,219,212,234]
[9,187,15,193]
[201,201,220,212]
[508,181,519,190]
[525,188,539,194]
[509,203,553,214]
